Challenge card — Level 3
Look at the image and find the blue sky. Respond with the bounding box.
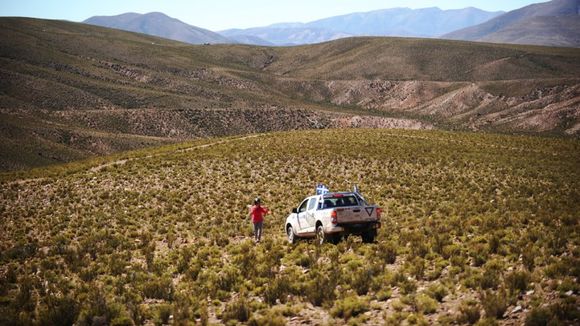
[0,0,545,31]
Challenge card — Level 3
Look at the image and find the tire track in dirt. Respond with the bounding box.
[5,134,265,186]
[89,134,264,172]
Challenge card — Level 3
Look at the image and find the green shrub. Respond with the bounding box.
[330,296,369,320]
[407,231,430,258]
[305,269,336,306]
[172,292,195,324]
[248,308,286,326]
[550,297,580,323]
[556,277,579,295]
[351,267,377,296]
[37,295,80,326]
[468,243,489,267]
[222,295,252,323]
[425,283,448,302]
[407,257,426,280]
[376,288,392,302]
[488,233,501,255]
[442,244,462,260]
[264,275,291,305]
[475,318,499,326]
[13,276,35,313]
[481,289,508,319]
[110,315,134,326]
[156,304,172,325]
[405,312,429,325]
[199,301,209,326]
[525,307,551,326]
[416,293,438,314]
[463,269,483,290]
[479,259,503,290]
[377,241,397,265]
[457,300,481,325]
[504,270,530,294]
[521,245,539,271]
[142,276,174,300]
[399,278,418,295]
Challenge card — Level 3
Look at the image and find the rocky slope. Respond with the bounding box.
[276,79,580,134]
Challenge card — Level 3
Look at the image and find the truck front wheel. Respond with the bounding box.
[287,225,296,244]
[316,224,326,245]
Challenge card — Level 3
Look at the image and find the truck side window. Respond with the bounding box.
[298,199,309,213]
[307,198,317,211]
[323,199,334,209]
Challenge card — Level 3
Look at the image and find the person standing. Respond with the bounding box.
[249,197,269,243]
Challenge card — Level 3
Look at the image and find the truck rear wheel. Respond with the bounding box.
[329,234,341,245]
[362,230,376,243]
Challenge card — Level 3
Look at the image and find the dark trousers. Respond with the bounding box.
[253,221,263,242]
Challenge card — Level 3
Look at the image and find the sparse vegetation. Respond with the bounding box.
[0,128,578,324]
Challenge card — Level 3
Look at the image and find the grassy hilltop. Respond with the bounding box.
[1,18,580,170]
[1,129,578,325]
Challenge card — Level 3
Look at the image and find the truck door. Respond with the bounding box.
[305,197,318,231]
[296,199,309,233]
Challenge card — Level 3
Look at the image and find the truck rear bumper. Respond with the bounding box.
[325,222,380,234]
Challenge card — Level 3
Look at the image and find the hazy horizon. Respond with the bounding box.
[1,0,545,31]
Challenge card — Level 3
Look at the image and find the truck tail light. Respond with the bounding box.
[376,208,382,220]
[331,210,337,224]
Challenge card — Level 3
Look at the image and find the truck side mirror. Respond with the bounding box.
[292,208,298,214]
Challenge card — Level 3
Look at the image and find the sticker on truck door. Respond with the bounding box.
[365,207,374,216]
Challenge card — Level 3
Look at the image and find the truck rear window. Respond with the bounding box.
[322,195,359,208]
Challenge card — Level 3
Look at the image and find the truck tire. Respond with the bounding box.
[329,234,341,245]
[316,224,326,245]
[287,225,296,244]
[362,230,376,243]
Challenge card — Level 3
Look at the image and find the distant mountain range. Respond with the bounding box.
[83,1,579,48]
[84,12,230,44]
[84,7,503,46]
[221,7,503,45]
[443,0,580,47]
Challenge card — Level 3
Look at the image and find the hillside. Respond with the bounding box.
[1,17,580,171]
[1,129,579,325]
[84,12,231,44]
[478,16,580,47]
[443,0,580,47]
[220,7,502,45]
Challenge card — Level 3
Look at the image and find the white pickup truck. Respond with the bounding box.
[285,190,381,244]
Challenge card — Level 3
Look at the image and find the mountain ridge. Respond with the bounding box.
[84,11,232,44]
[443,0,580,47]
[220,6,503,45]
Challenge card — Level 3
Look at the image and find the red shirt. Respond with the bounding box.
[250,205,268,223]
